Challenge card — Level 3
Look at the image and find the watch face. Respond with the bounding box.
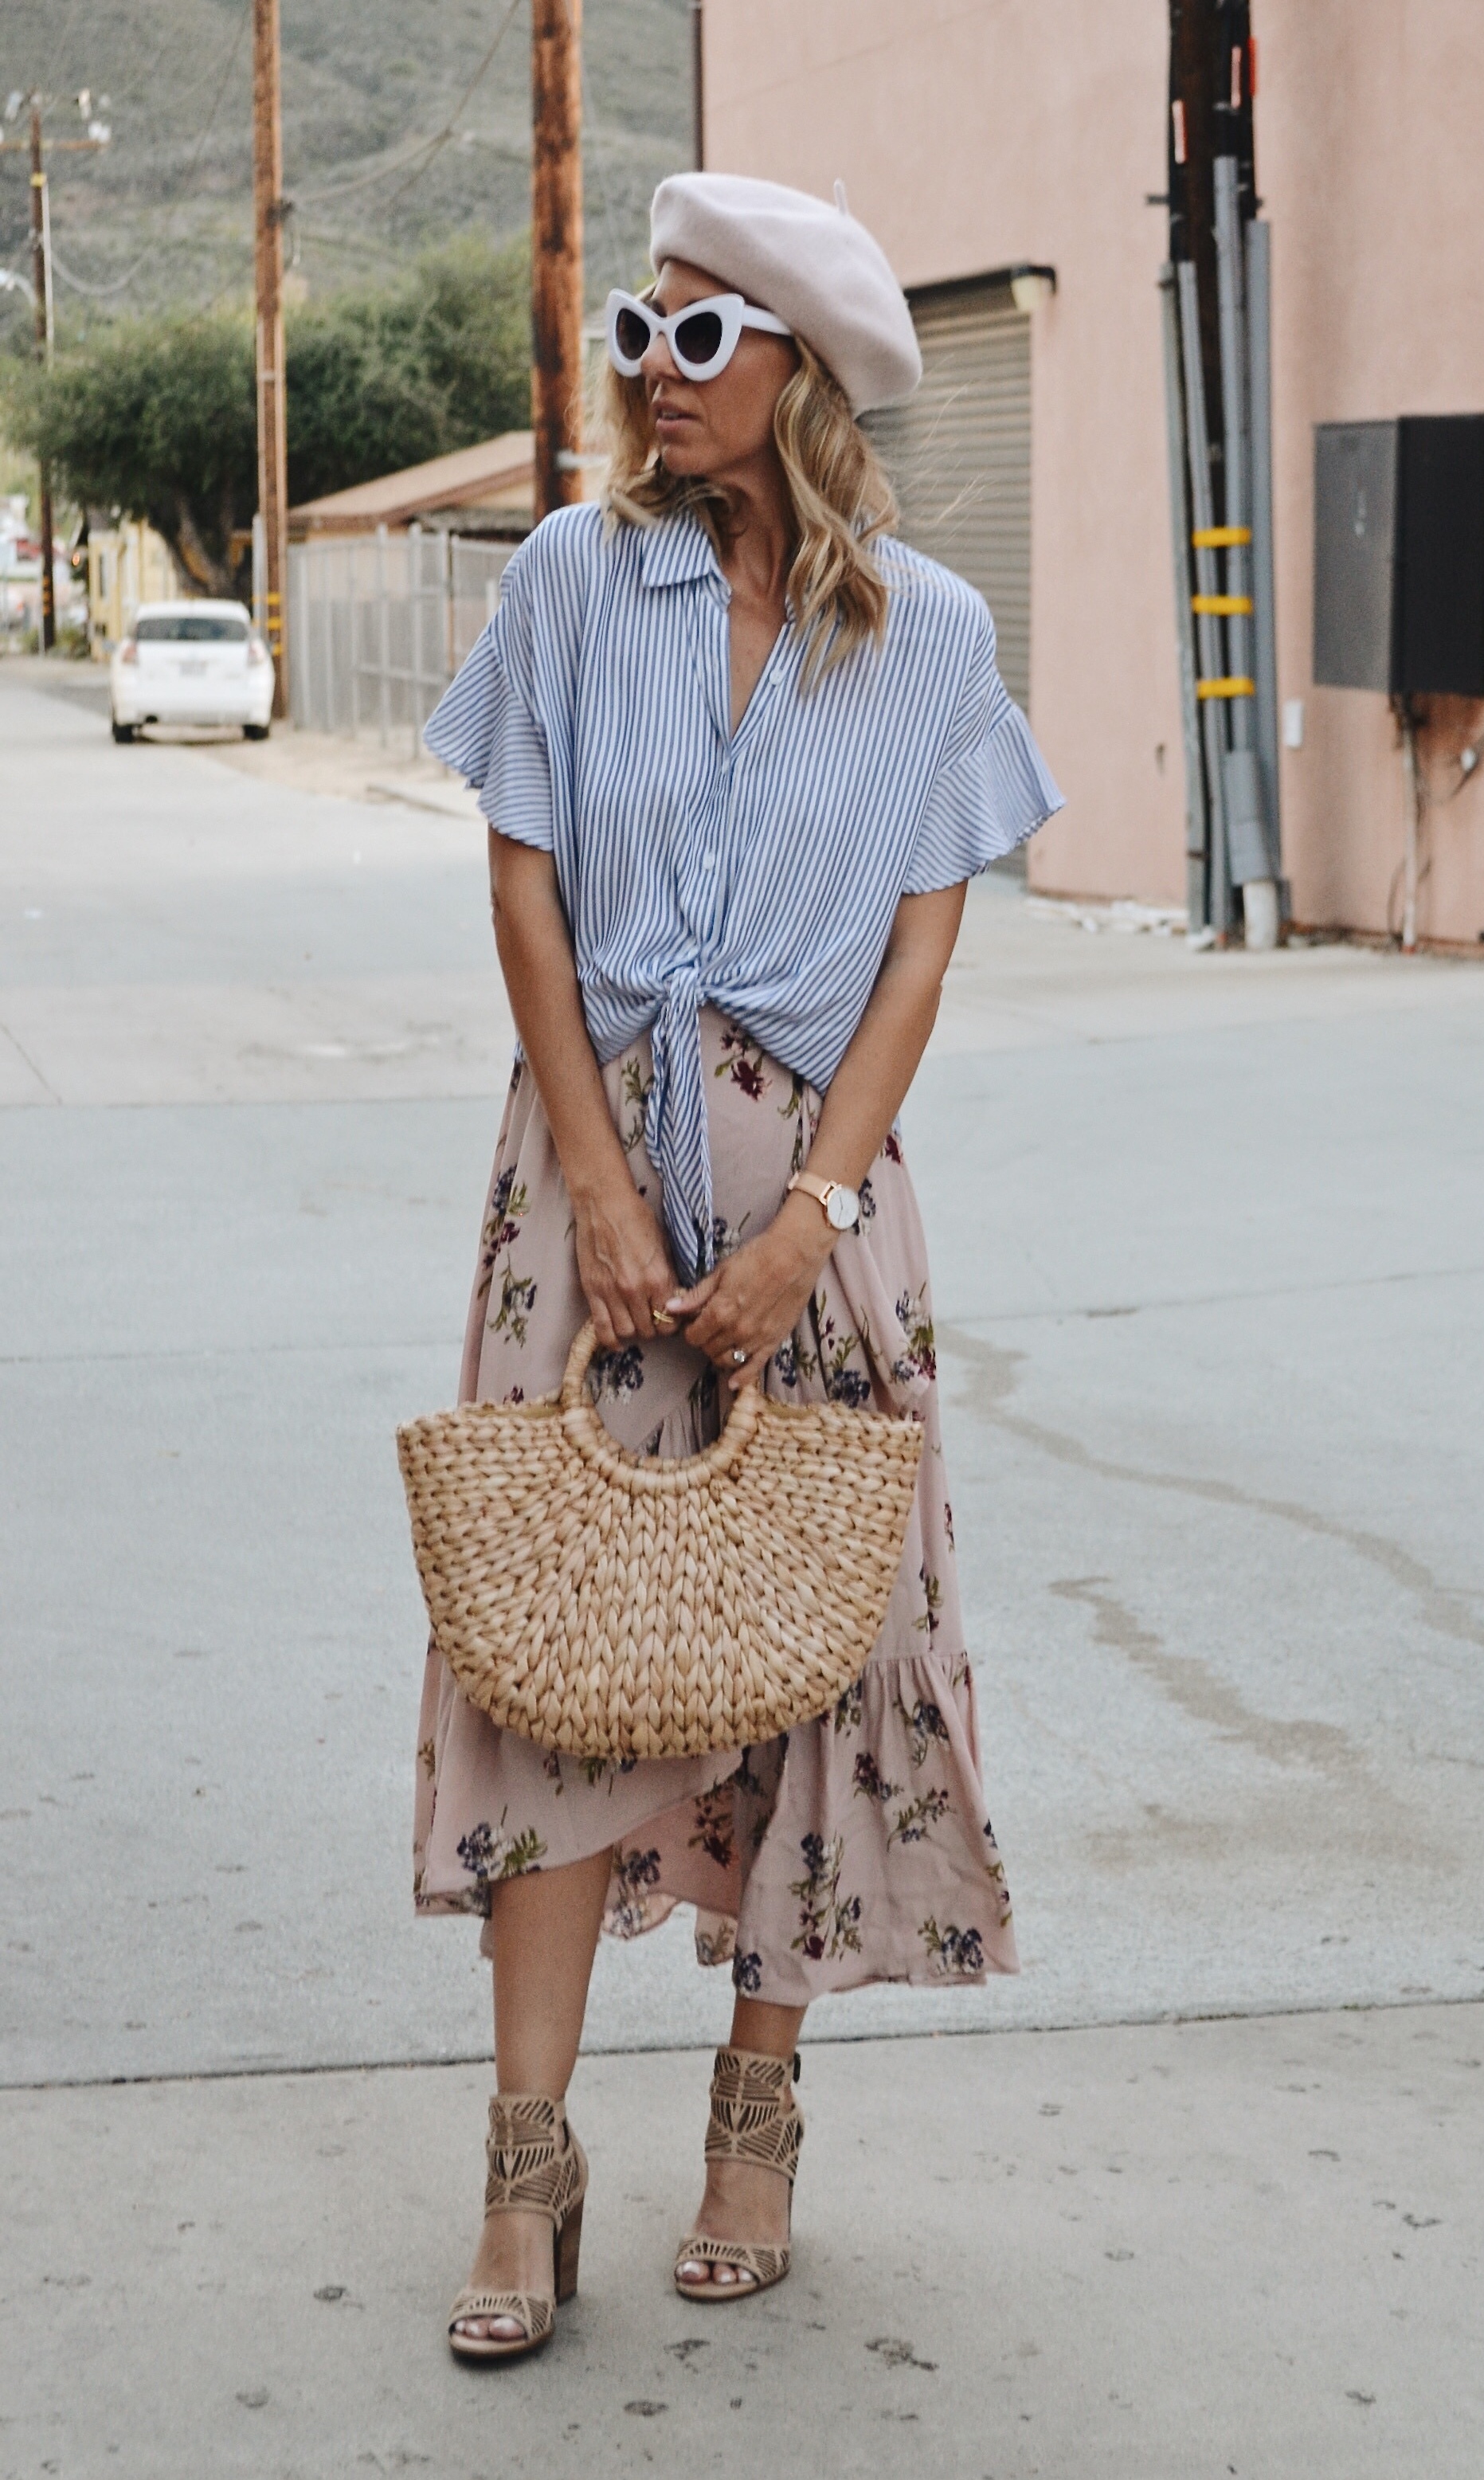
[826,1183,859,1231]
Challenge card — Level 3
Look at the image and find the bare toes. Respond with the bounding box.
[683,2262,753,2290]
[455,2315,523,2344]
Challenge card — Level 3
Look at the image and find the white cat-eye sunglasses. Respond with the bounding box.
[605,288,793,383]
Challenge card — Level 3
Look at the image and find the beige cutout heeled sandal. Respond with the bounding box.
[448,2092,588,2363]
[674,2046,805,2302]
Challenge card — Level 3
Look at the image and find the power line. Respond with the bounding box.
[49,242,149,297]
[45,0,88,95]
[571,0,623,287]
[287,221,405,264]
[89,16,244,118]
[178,0,251,189]
[288,131,447,211]
[378,0,523,214]
[34,4,251,308]
[294,2,524,215]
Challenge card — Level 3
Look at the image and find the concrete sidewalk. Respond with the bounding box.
[4,2006,1479,2478]
[2,669,1482,2473]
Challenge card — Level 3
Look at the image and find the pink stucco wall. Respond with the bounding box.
[703,1,1484,942]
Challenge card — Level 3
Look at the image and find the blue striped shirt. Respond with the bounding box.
[425,501,1063,1279]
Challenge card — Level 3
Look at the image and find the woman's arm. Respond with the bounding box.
[672,881,968,1388]
[489,830,676,1349]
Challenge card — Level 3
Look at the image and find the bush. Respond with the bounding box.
[0,236,531,597]
[288,233,530,505]
[2,316,256,597]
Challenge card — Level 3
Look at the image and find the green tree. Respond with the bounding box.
[0,236,531,597]
[2,315,256,595]
[288,234,530,506]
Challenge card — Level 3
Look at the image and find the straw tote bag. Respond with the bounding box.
[397,1320,925,1761]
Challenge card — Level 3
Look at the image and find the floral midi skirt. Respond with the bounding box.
[413,1006,1018,2005]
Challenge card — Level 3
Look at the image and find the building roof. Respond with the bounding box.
[288,432,535,536]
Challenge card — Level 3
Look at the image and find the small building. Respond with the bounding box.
[87,519,180,656]
[288,433,536,543]
[702,1,1484,946]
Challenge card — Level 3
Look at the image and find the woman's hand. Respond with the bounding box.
[667,1193,833,1390]
[665,886,968,1387]
[573,1176,678,1352]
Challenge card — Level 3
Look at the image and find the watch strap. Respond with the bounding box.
[787,1172,832,1213]
[786,1171,858,1230]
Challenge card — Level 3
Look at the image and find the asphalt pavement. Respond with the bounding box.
[2,661,1481,2475]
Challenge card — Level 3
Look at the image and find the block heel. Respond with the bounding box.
[448,2093,589,2362]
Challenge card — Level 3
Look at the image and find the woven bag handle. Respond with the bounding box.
[558,1318,762,1489]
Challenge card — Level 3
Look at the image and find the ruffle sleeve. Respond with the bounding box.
[422,541,554,851]
[901,605,1063,892]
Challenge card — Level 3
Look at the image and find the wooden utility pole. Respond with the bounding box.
[252,0,289,715]
[691,2,705,169]
[531,0,584,523]
[29,99,56,652]
[1167,0,1222,488]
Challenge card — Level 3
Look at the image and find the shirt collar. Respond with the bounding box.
[638,507,725,592]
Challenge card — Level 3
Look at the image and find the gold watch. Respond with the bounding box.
[786,1170,861,1232]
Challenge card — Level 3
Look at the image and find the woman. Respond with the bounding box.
[417,171,1062,2361]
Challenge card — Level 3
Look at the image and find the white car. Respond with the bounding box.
[110,600,274,742]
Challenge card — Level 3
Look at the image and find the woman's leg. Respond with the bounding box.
[676,1995,807,2292]
[454,1847,613,2343]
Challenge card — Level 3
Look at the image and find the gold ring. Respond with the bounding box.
[651,1307,676,1332]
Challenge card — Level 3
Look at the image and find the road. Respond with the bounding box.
[2,660,1481,2474]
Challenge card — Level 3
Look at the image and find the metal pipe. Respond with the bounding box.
[409,524,421,756]
[1159,265,1209,930]
[1246,216,1282,883]
[1400,703,1420,951]
[1213,158,1252,745]
[1177,258,1231,938]
[348,539,360,738]
[377,523,390,750]
[321,543,334,734]
[444,527,456,688]
[1215,155,1275,930]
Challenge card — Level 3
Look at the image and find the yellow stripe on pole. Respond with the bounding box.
[1192,594,1255,615]
[1192,525,1252,548]
[1196,676,1256,699]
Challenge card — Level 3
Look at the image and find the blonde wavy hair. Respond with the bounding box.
[601,326,899,687]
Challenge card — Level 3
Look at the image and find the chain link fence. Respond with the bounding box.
[285,526,515,746]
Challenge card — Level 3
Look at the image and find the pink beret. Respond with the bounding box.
[649,172,922,416]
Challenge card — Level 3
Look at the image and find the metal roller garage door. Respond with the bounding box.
[866,283,1032,709]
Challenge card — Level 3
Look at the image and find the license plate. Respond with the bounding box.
[178,658,209,676]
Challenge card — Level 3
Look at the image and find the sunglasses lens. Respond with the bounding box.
[673,309,726,369]
[613,305,651,362]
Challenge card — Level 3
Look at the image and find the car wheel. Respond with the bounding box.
[111,719,136,743]
[242,723,270,741]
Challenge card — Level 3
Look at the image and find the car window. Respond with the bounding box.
[135,613,249,643]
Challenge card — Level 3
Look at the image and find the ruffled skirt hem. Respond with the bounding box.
[412,1013,1019,2007]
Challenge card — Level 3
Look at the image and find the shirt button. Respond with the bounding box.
[702,851,716,868]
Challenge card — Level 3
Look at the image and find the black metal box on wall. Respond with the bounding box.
[1314,415,1484,696]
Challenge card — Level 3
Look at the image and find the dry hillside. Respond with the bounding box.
[0,0,691,338]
